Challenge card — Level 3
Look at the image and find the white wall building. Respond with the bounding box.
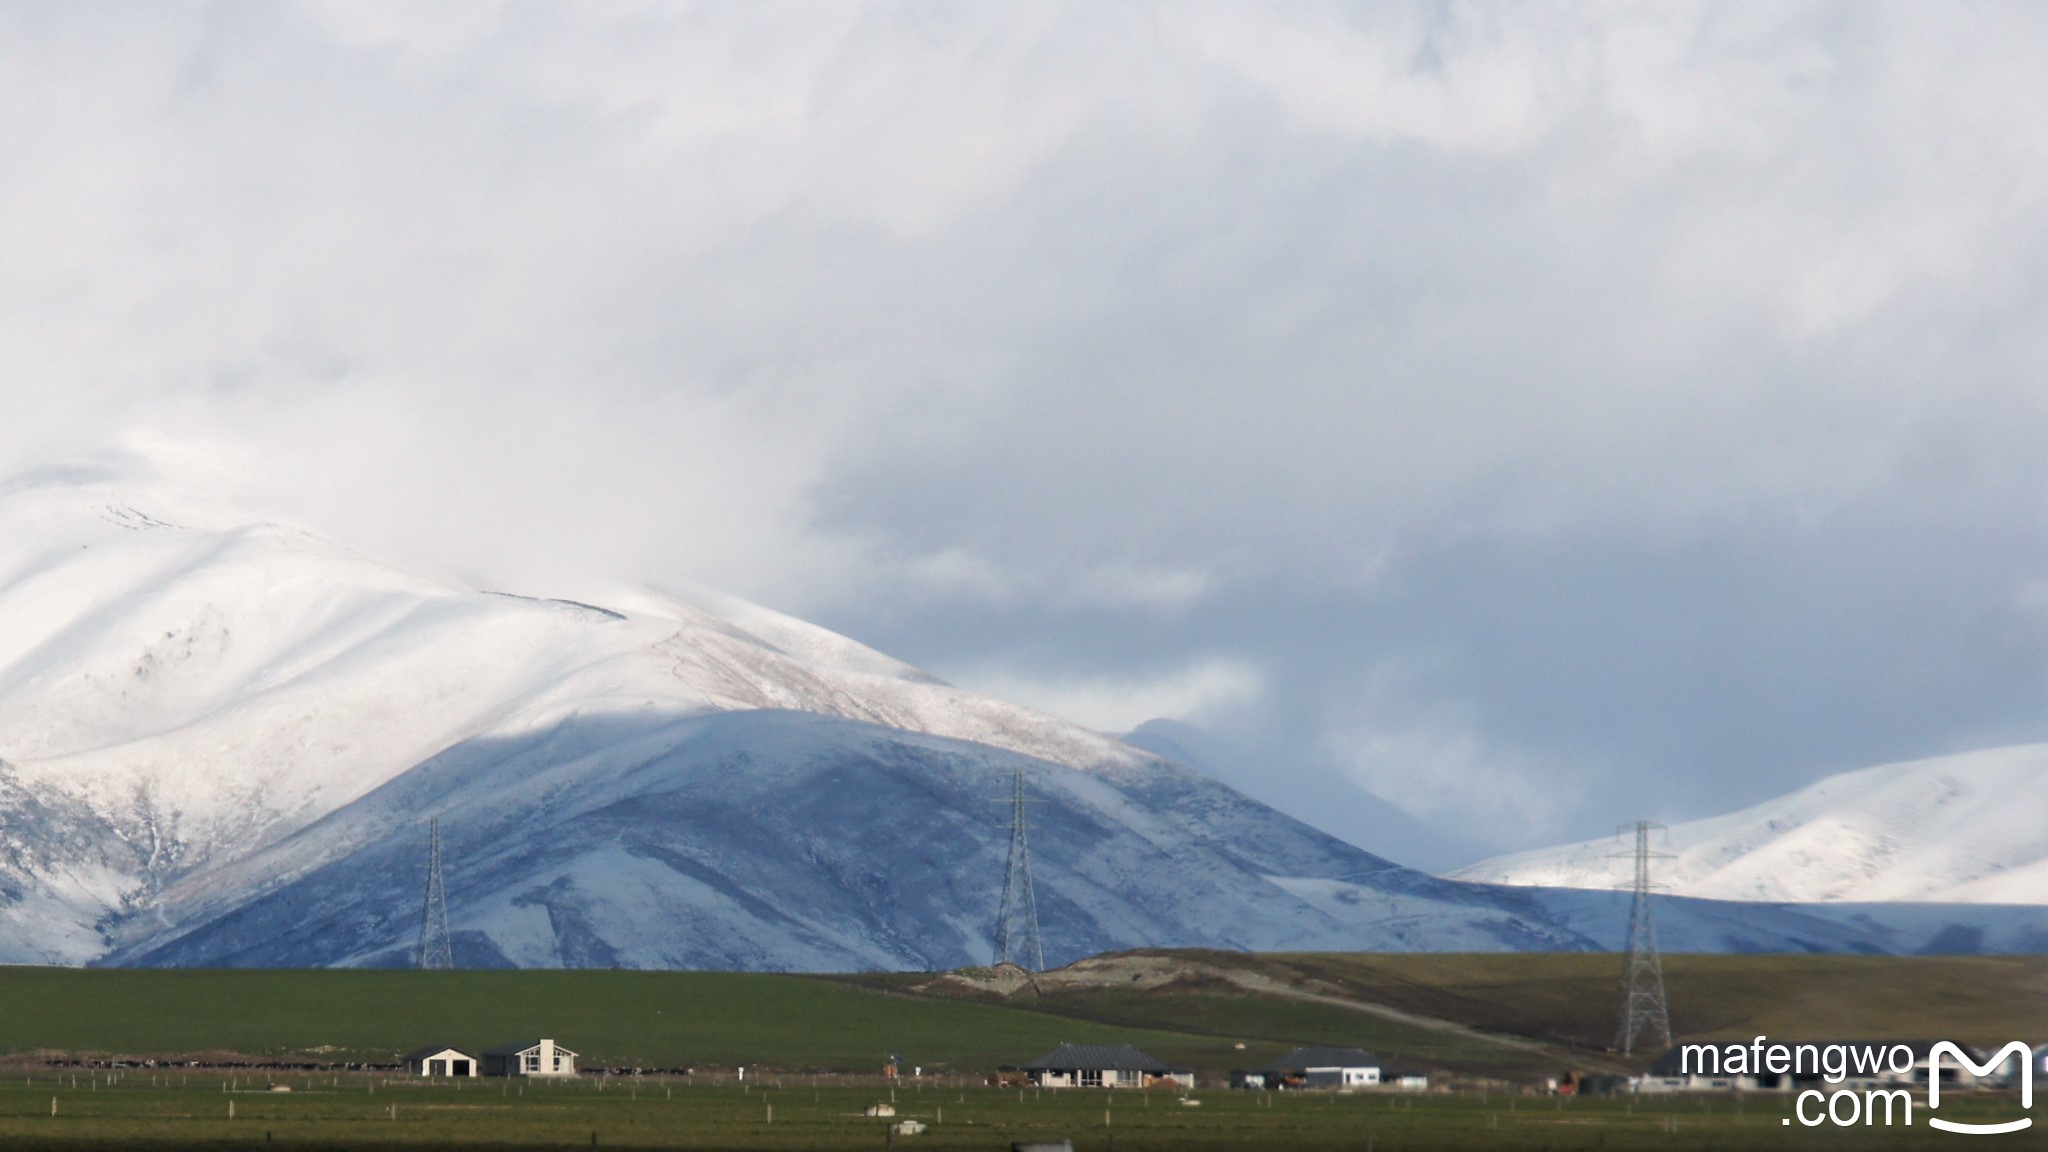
[405,1046,477,1077]
[482,1038,579,1077]
[1262,1048,1383,1092]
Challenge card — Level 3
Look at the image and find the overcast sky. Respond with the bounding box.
[3,2,2044,859]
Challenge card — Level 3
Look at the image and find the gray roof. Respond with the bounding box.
[1266,1047,1380,1074]
[403,1045,475,1061]
[1022,1044,1169,1073]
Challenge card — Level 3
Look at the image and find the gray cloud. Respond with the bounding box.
[1,2,2043,856]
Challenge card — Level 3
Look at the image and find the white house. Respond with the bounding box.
[1265,1048,1383,1091]
[404,1046,478,1077]
[482,1038,579,1078]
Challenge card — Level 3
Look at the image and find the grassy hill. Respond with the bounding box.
[0,955,2033,1150]
[1272,952,2048,1049]
[0,968,1209,1073]
[844,950,2048,1078]
[0,952,2038,1082]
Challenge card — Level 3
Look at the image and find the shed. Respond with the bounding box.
[405,1046,478,1077]
[1264,1047,1382,1091]
[1018,1043,1192,1089]
[482,1038,579,1077]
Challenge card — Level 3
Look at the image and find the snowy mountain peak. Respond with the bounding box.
[0,455,1156,963]
[1448,743,2048,904]
[1,452,2037,970]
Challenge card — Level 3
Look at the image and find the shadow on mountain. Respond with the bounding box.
[101,709,2048,971]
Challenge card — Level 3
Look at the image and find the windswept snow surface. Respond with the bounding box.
[0,458,1141,963]
[1,455,2040,968]
[1448,744,2048,905]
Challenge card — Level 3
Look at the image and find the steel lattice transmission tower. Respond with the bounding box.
[416,815,454,970]
[992,770,1046,971]
[1614,819,1672,1053]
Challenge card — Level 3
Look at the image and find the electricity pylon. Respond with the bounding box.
[416,815,454,970]
[1614,819,1672,1053]
[992,770,1046,971]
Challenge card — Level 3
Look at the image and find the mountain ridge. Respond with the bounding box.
[2,452,2044,969]
[1448,742,2048,904]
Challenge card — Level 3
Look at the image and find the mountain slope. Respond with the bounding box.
[3,454,1590,967]
[115,710,1609,969]
[1448,743,2048,904]
[120,706,2048,970]
[3,452,2043,969]
[0,458,1152,963]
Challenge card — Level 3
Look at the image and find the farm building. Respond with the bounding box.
[1260,1047,1383,1091]
[482,1038,579,1078]
[405,1046,478,1077]
[1016,1044,1193,1089]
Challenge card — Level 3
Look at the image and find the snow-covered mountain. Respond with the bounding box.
[0,457,1144,954]
[2,453,2043,968]
[1448,744,2048,904]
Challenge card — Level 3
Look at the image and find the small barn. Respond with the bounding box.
[405,1046,478,1077]
[482,1038,579,1078]
[1265,1047,1382,1091]
[1018,1044,1192,1089]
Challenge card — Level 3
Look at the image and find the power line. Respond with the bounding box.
[1614,819,1672,1054]
[416,815,454,970]
[992,770,1045,971]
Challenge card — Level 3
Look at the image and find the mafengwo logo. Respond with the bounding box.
[1678,1039,2034,1134]
[1919,1044,2034,1136]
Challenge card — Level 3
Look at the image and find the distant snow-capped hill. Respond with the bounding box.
[1447,743,2048,904]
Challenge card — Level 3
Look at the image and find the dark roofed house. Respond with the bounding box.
[1263,1047,1382,1091]
[1019,1043,1192,1089]
[481,1038,579,1078]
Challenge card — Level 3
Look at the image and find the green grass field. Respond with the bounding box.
[0,968,1217,1074]
[0,1075,2033,1150]
[2,954,2042,1076]
[0,955,2040,1149]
